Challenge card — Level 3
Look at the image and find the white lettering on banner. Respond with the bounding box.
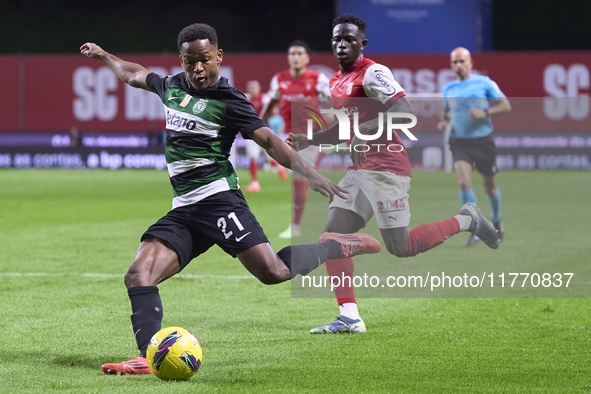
[543,64,590,120]
[73,66,118,121]
[95,68,118,121]
[73,67,95,121]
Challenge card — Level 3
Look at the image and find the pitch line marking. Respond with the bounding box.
[0,272,255,280]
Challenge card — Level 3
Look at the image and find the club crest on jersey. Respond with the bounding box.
[193,99,208,114]
[346,83,354,95]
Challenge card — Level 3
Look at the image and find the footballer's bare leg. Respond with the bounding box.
[380,227,410,257]
[455,160,480,245]
[481,173,497,198]
[324,207,366,234]
[124,238,182,288]
[238,243,291,285]
[454,160,474,191]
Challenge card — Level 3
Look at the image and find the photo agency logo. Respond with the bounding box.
[304,107,418,152]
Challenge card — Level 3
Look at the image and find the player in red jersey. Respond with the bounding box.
[261,40,331,239]
[244,80,265,192]
[290,14,500,334]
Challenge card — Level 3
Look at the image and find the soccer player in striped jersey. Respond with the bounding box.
[81,23,382,375]
[290,14,500,334]
[260,40,331,239]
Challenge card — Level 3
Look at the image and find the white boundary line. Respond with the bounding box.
[0,272,255,279]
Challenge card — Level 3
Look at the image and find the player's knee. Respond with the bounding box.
[124,258,155,288]
[124,267,143,289]
[255,258,290,285]
[256,270,286,285]
[385,241,409,258]
[458,178,471,190]
[484,185,496,196]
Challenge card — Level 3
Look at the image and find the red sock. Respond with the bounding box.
[325,257,356,305]
[408,217,460,256]
[292,179,308,226]
[269,158,278,167]
[249,159,258,181]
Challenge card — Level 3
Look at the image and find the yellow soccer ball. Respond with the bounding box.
[146,326,202,380]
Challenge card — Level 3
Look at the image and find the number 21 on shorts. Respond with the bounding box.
[217,212,244,239]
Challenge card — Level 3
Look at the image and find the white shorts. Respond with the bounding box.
[329,169,411,229]
[245,139,261,159]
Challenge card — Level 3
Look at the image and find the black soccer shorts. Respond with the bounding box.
[449,135,498,176]
[141,190,269,269]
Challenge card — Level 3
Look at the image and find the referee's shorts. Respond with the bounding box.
[449,135,497,176]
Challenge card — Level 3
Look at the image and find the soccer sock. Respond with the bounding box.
[292,179,309,226]
[459,188,478,205]
[277,240,342,278]
[339,302,360,320]
[128,286,163,357]
[249,159,258,182]
[408,217,461,257]
[487,188,502,223]
[453,214,472,231]
[326,257,356,305]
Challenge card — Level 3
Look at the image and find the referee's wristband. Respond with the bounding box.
[484,109,490,117]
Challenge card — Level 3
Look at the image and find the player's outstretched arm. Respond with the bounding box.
[80,43,152,91]
[251,127,347,202]
[488,96,512,115]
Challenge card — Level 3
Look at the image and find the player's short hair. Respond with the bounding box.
[288,40,311,54]
[177,23,218,51]
[332,14,367,36]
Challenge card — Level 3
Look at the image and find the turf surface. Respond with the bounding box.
[1,169,590,393]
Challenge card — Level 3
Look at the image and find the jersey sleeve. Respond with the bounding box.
[146,72,170,100]
[226,89,268,139]
[267,75,280,100]
[316,73,331,97]
[362,63,405,106]
[484,77,505,102]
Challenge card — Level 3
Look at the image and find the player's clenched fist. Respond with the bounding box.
[80,43,104,59]
[286,133,309,152]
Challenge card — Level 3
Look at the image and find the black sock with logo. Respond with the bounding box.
[128,286,163,357]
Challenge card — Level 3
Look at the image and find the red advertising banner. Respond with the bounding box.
[0,51,589,132]
[0,56,20,131]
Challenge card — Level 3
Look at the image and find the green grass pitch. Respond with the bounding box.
[1,168,590,393]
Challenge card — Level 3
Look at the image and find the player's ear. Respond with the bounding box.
[217,49,224,64]
[361,39,367,51]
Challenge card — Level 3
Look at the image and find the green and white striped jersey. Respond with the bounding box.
[147,73,267,209]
